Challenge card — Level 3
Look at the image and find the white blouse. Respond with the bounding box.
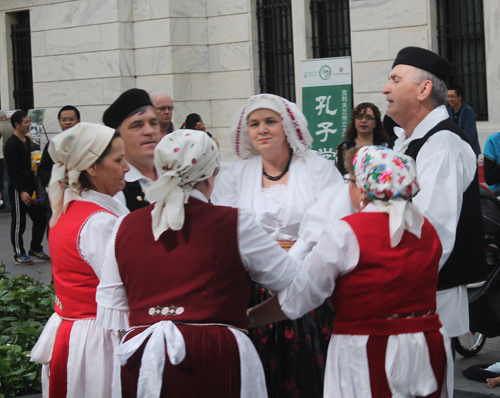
[212,150,354,258]
[77,190,130,279]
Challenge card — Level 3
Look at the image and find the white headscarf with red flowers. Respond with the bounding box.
[352,146,423,247]
[145,129,219,240]
[230,93,313,159]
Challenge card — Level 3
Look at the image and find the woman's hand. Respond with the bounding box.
[247,295,288,328]
[195,121,206,132]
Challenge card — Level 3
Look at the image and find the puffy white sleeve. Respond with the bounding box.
[414,132,476,269]
[95,216,130,331]
[279,220,359,319]
[289,157,355,260]
[79,211,120,280]
[211,168,238,207]
[238,208,302,291]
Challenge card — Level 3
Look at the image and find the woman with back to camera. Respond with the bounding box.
[211,93,351,398]
[95,129,302,397]
[30,123,130,398]
[249,146,453,398]
[335,102,389,175]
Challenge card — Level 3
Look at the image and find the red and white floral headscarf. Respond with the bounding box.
[145,129,219,240]
[352,146,423,247]
[230,93,313,159]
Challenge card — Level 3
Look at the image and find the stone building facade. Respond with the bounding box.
[0,0,499,162]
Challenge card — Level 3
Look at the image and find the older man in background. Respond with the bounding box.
[382,47,487,344]
[104,88,161,211]
[152,93,175,136]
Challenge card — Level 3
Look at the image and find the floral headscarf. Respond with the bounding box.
[352,146,423,247]
[48,122,116,227]
[145,129,219,240]
[230,93,313,159]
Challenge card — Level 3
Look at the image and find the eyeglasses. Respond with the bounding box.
[354,114,376,121]
[60,118,77,123]
[343,176,356,184]
[156,106,174,112]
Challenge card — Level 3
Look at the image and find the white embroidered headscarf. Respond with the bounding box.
[352,145,424,247]
[145,129,219,240]
[230,93,313,159]
[48,122,116,227]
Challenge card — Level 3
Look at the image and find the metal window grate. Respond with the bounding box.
[310,0,351,59]
[436,0,488,121]
[256,0,295,102]
[11,11,34,112]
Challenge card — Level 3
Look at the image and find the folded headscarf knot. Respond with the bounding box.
[145,129,219,240]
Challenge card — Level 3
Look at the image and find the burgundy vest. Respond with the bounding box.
[49,201,114,318]
[332,212,443,335]
[115,197,251,330]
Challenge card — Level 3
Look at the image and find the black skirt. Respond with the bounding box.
[249,282,335,398]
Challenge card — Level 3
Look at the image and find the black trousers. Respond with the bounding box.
[463,364,500,383]
[9,187,46,257]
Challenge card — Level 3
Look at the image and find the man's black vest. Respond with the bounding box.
[405,117,487,290]
[122,181,150,212]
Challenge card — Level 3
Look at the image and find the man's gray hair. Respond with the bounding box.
[412,68,448,107]
[0,111,6,120]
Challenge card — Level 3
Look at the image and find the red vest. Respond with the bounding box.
[332,212,443,336]
[49,201,114,319]
[115,197,251,330]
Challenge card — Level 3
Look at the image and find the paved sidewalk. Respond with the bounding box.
[3,211,500,397]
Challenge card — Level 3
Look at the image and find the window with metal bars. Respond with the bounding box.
[256,0,295,102]
[310,0,351,59]
[436,0,488,121]
[11,11,34,111]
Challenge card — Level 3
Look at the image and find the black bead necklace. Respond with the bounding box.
[262,149,293,181]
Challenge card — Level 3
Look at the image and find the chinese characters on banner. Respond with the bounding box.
[301,57,352,162]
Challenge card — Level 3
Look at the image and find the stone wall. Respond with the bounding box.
[0,0,499,159]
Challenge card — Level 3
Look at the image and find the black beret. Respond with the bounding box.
[392,47,452,83]
[102,88,153,129]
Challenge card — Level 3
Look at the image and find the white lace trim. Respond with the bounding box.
[262,183,288,194]
[96,306,130,331]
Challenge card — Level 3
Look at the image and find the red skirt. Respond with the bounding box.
[121,324,242,398]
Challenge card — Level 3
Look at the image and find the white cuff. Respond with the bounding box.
[287,239,311,260]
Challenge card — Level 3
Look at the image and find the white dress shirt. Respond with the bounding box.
[393,105,477,337]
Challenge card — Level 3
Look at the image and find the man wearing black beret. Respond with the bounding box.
[103,88,161,211]
[383,47,487,349]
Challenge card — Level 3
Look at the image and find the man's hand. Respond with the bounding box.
[20,191,31,206]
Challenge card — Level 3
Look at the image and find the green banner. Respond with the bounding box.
[302,57,352,162]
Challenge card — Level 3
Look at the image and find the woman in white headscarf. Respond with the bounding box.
[211,93,350,397]
[248,146,454,398]
[95,129,302,398]
[30,122,130,398]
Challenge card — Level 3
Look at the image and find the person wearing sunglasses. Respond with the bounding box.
[335,102,390,176]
